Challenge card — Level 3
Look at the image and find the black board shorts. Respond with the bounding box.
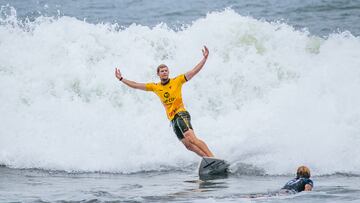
[171,111,193,140]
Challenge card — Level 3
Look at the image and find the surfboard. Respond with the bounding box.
[198,157,229,177]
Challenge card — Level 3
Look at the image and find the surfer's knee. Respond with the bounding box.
[183,142,194,151]
[185,144,194,151]
[183,135,196,145]
[183,130,198,142]
[181,139,191,149]
[181,139,196,151]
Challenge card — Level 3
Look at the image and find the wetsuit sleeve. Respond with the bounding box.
[145,83,156,91]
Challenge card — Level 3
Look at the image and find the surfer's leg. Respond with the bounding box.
[183,129,214,157]
[181,138,207,157]
[172,117,206,156]
[196,139,214,157]
[172,111,214,157]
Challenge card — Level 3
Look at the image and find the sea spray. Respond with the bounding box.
[1,8,360,175]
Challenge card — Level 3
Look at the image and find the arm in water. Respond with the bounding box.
[115,68,147,91]
[304,184,313,191]
[185,46,209,81]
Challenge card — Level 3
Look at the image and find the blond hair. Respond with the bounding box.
[297,166,311,178]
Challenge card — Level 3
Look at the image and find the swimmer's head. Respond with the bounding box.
[296,166,311,178]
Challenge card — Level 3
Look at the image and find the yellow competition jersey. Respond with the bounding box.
[145,74,187,120]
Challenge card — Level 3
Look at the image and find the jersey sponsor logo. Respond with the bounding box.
[164,97,175,104]
[163,92,175,104]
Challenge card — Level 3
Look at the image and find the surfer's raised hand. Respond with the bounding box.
[115,68,123,81]
[202,46,209,59]
[185,46,209,81]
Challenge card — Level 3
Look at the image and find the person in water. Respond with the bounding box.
[247,166,313,198]
[115,46,214,157]
[281,165,313,193]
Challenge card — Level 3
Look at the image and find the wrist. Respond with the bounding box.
[119,77,123,81]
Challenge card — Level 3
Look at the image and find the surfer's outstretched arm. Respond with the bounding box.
[185,46,209,81]
[115,68,146,91]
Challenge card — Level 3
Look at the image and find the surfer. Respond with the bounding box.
[115,46,214,158]
[280,165,313,193]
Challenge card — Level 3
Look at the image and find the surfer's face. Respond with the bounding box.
[157,66,169,81]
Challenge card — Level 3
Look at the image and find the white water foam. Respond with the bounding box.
[1,8,360,175]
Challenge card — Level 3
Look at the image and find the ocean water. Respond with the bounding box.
[1,0,360,202]
[2,166,360,203]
